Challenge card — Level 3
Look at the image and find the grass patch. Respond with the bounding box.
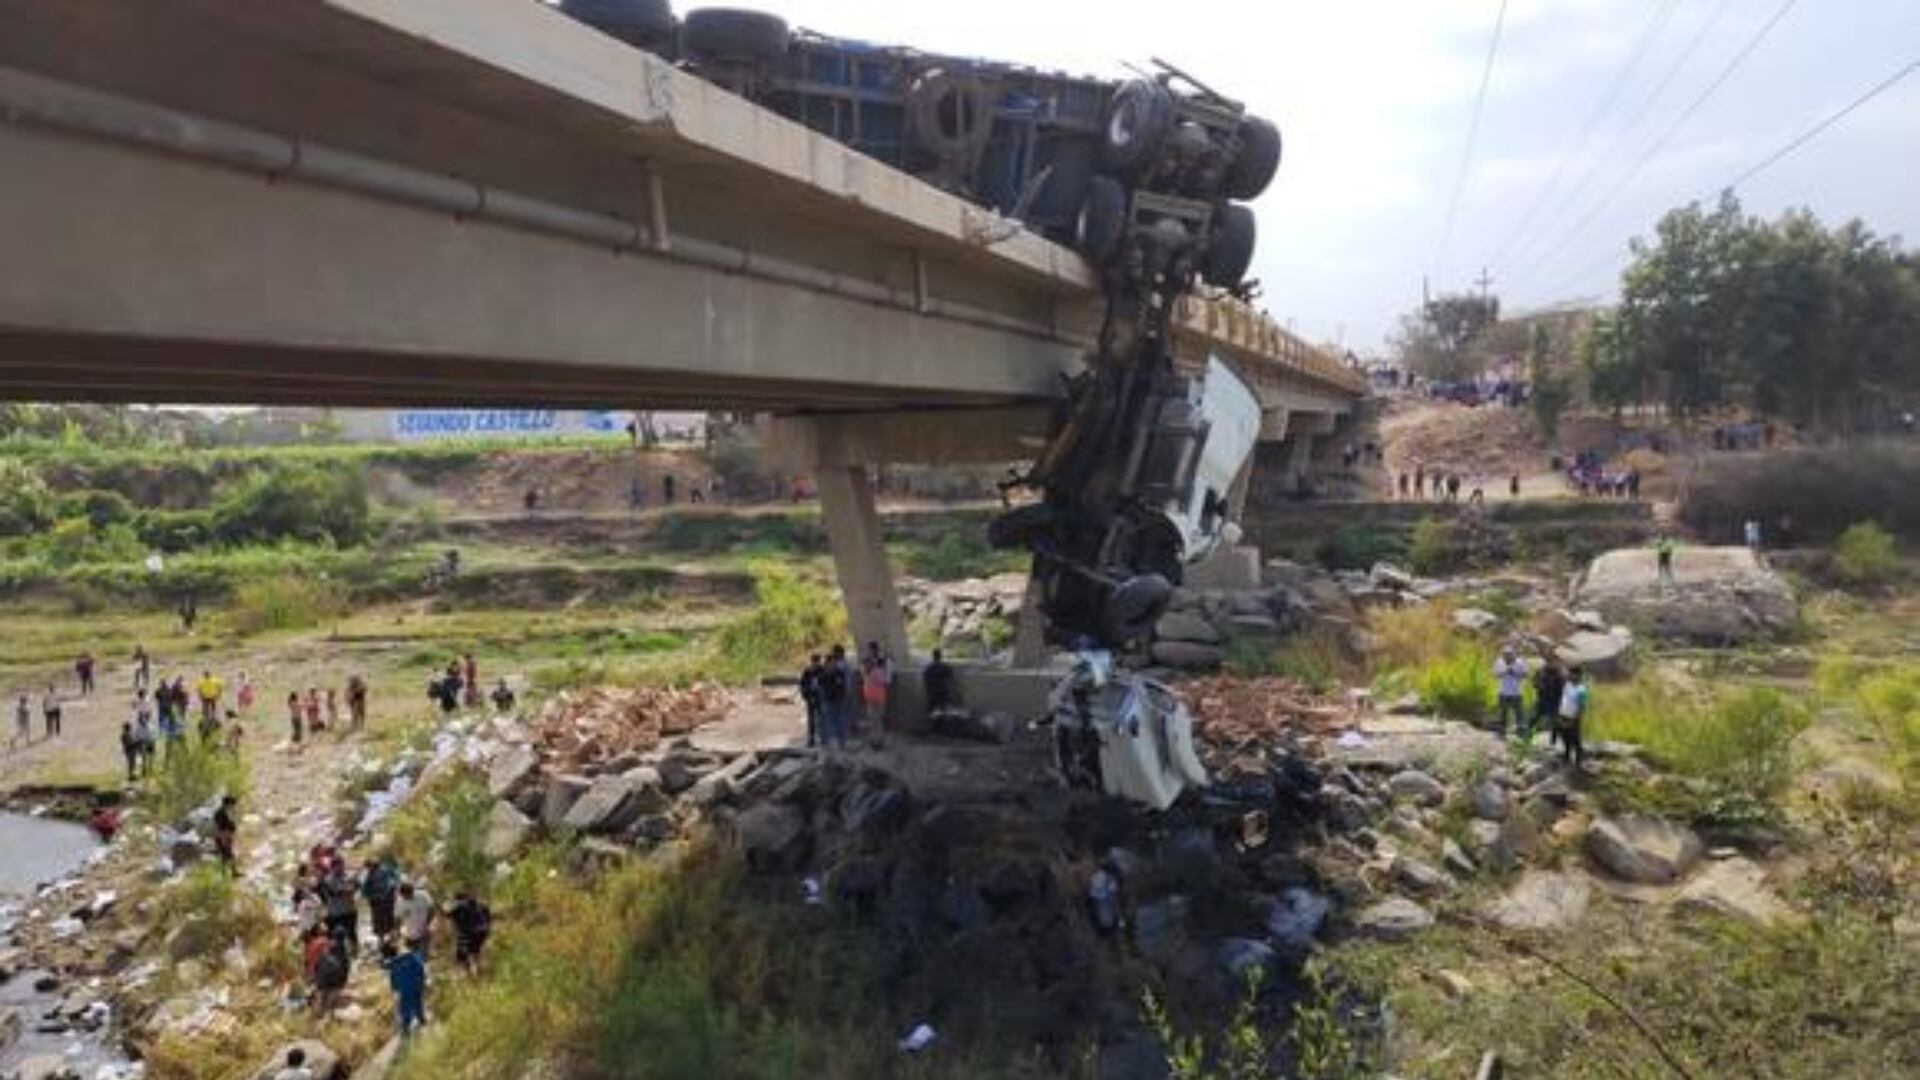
[1416,644,1495,722]
[392,839,1059,1080]
[1368,602,1459,672]
[225,576,347,634]
[1587,675,1810,823]
[1833,521,1903,589]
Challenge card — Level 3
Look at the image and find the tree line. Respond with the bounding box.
[1395,195,1920,436]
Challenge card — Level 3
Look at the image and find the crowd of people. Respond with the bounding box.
[1394,464,1520,504]
[796,641,900,751]
[1490,644,1593,768]
[286,842,492,1037]
[1558,450,1643,499]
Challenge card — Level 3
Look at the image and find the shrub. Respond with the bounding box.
[710,563,846,682]
[145,737,250,827]
[210,463,370,547]
[0,458,54,536]
[227,576,346,634]
[1320,524,1403,571]
[901,527,1014,581]
[135,508,216,554]
[1589,679,1810,818]
[1418,644,1495,722]
[1833,521,1901,588]
[1369,602,1458,671]
[1406,517,1462,576]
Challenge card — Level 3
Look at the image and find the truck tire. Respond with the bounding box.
[1026,139,1096,227]
[1076,176,1127,265]
[1203,203,1256,288]
[682,8,790,62]
[561,0,676,49]
[986,503,1055,551]
[1102,574,1173,645]
[1102,79,1173,178]
[1223,115,1282,201]
[907,69,999,161]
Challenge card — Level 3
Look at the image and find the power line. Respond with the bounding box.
[1515,0,1802,290]
[1482,0,1683,273]
[1522,57,1920,307]
[1432,0,1511,289]
[1724,58,1920,191]
[1499,0,1738,278]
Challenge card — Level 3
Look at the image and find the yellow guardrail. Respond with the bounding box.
[1172,292,1370,396]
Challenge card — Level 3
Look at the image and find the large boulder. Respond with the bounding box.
[1353,897,1433,941]
[1572,547,1798,644]
[1557,628,1636,679]
[1585,815,1704,885]
[487,745,539,799]
[732,803,808,871]
[562,769,665,833]
[483,801,534,860]
[1154,610,1223,645]
[1674,857,1792,925]
[1147,641,1225,670]
[1486,870,1591,932]
[538,774,592,828]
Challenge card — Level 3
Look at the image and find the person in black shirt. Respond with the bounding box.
[798,654,824,748]
[1527,658,1565,747]
[213,795,239,875]
[923,649,957,714]
[448,892,493,974]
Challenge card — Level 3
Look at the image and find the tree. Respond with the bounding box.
[1393,292,1501,382]
[1528,323,1574,442]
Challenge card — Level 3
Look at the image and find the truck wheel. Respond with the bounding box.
[1102,574,1173,645]
[682,8,790,61]
[1202,203,1256,288]
[1223,115,1282,201]
[986,503,1055,551]
[561,0,676,49]
[1076,176,1127,265]
[908,70,999,160]
[1025,140,1096,227]
[1102,79,1173,178]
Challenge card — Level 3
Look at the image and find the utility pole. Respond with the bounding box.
[1474,266,1494,302]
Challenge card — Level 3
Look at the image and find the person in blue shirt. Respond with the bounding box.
[381,940,428,1036]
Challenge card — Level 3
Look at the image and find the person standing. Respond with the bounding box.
[212,795,238,874]
[11,692,29,750]
[130,696,156,778]
[1557,667,1590,768]
[324,688,340,730]
[1743,519,1763,560]
[237,671,257,717]
[798,654,824,749]
[1655,534,1678,585]
[398,881,436,957]
[819,646,850,751]
[304,687,324,734]
[1492,647,1528,737]
[1526,658,1566,746]
[287,691,305,746]
[362,855,401,942]
[381,940,428,1037]
[76,652,96,696]
[41,684,62,739]
[461,654,480,708]
[860,641,892,747]
[489,679,515,714]
[1509,473,1521,499]
[447,892,492,974]
[131,645,151,693]
[923,649,957,717]
[347,675,369,730]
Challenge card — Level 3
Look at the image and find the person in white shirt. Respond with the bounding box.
[398,881,435,956]
[1492,647,1529,737]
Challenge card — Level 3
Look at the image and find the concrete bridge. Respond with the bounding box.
[0,0,1367,655]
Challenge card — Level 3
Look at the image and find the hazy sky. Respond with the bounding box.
[751,0,1920,352]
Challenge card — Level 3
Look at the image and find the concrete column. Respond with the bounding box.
[816,463,910,663]
[1011,562,1050,667]
[1284,432,1317,486]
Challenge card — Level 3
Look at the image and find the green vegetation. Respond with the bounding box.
[226,576,347,634]
[1319,524,1403,571]
[1585,195,1920,431]
[1416,644,1494,722]
[1834,521,1903,587]
[1680,445,1920,545]
[381,771,496,897]
[1586,677,1809,824]
[899,525,1020,582]
[1405,517,1460,576]
[145,737,250,826]
[393,839,1060,1080]
[709,563,847,683]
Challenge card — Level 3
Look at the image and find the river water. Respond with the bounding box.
[0,810,130,1077]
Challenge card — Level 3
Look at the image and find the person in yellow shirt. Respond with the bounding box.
[196,670,225,726]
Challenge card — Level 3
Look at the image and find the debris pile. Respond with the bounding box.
[1183,675,1352,749]
[532,684,730,766]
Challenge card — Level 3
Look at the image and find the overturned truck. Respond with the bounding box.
[562,1,1281,806]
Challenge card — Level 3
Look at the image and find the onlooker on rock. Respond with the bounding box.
[213,795,239,875]
[399,881,436,957]
[1526,657,1566,746]
[41,683,62,739]
[1557,666,1590,768]
[1492,647,1528,737]
[489,678,516,714]
[362,854,401,942]
[798,654,824,749]
[923,649,957,717]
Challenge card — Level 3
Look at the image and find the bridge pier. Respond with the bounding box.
[815,461,910,663]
